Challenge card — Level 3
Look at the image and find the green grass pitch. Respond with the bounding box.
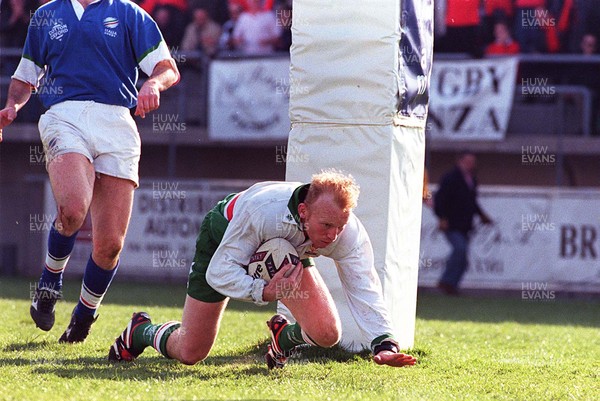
[0,276,598,401]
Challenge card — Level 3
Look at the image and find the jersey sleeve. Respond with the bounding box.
[205,205,269,305]
[129,8,173,77]
[331,216,397,344]
[12,15,46,88]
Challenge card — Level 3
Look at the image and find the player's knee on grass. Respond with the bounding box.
[310,326,341,348]
[178,347,210,366]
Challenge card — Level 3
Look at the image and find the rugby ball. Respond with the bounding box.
[247,238,299,282]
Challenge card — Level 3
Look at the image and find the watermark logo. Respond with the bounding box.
[169,46,187,63]
[521,9,556,29]
[521,78,555,97]
[29,145,47,166]
[419,251,432,269]
[152,113,186,133]
[521,214,555,232]
[32,76,64,97]
[274,212,295,232]
[29,9,63,28]
[276,9,292,28]
[29,282,63,300]
[521,282,555,300]
[275,78,309,97]
[29,214,61,232]
[276,281,309,300]
[521,145,556,166]
[275,145,309,164]
[152,181,187,200]
[152,249,187,269]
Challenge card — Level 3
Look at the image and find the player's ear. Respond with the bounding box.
[298,202,308,219]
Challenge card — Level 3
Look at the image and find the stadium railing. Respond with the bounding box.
[1,49,599,138]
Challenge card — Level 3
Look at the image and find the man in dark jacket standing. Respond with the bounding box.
[434,152,493,295]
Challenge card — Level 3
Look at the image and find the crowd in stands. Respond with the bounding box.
[436,0,600,57]
[2,0,599,58]
[0,0,293,58]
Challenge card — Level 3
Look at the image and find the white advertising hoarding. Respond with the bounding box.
[420,186,600,292]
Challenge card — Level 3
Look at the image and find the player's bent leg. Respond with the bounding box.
[89,174,135,268]
[281,265,341,348]
[61,174,135,343]
[48,153,96,236]
[31,153,95,332]
[265,266,341,369]
[166,296,229,365]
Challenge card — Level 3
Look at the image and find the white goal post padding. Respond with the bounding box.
[281,0,433,351]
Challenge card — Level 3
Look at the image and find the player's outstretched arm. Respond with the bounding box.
[373,350,417,367]
[0,78,33,142]
[135,58,180,118]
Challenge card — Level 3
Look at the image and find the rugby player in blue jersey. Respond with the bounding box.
[0,0,179,343]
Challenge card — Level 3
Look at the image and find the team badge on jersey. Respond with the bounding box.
[103,17,119,37]
[48,22,68,41]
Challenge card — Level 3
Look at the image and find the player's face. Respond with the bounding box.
[298,193,350,249]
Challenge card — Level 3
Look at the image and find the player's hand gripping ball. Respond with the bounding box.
[247,238,299,282]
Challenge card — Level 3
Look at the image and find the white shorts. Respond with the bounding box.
[38,100,141,187]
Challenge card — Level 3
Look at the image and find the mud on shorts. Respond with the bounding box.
[186,194,235,303]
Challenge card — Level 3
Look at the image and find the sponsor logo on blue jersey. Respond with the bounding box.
[48,22,68,41]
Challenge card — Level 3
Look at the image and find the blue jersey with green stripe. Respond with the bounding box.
[23,0,164,108]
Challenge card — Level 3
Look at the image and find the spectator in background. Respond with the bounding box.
[274,1,292,52]
[0,0,32,48]
[233,0,281,56]
[557,0,600,53]
[231,0,275,11]
[181,7,222,57]
[434,152,493,296]
[142,0,189,47]
[482,0,514,46]
[485,20,521,55]
[218,2,244,54]
[515,6,560,53]
[152,5,187,48]
[580,33,597,55]
[188,0,229,25]
[514,1,560,53]
[439,0,482,57]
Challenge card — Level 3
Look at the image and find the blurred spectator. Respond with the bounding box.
[139,0,187,15]
[580,33,597,55]
[152,5,186,47]
[514,3,560,53]
[485,20,521,55]
[0,0,32,48]
[557,0,600,53]
[188,0,229,25]
[232,0,281,55]
[142,0,188,47]
[434,152,493,296]
[482,0,514,45]
[181,7,222,57]
[438,0,482,57]
[218,2,244,53]
[231,0,275,11]
[274,1,292,52]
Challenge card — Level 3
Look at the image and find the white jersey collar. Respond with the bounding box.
[71,0,102,20]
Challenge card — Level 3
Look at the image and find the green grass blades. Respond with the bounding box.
[0,277,598,401]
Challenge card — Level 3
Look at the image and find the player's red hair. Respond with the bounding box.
[305,169,360,212]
